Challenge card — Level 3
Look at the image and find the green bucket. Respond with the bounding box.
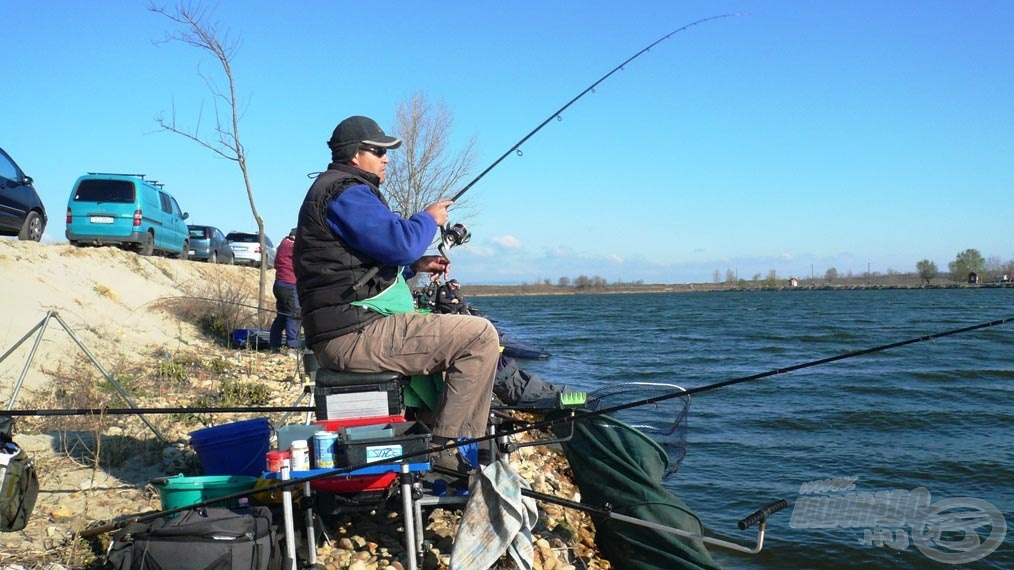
[151,474,259,511]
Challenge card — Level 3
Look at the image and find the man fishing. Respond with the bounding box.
[435,279,469,314]
[293,115,499,473]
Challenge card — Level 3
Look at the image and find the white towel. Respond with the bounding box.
[450,459,539,570]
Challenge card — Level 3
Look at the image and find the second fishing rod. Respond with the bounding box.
[78,313,1014,539]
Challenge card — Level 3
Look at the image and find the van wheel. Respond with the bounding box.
[18,211,44,242]
[210,251,218,264]
[177,240,190,261]
[139,232,155,256]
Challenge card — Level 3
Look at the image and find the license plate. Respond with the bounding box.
[189,250,196,255]
[90,216,114,224]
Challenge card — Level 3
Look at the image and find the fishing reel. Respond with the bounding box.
[439,223,471,257]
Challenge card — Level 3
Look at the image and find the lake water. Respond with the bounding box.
[474,288,1013,569]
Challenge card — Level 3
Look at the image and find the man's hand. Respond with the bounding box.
[423,200,453,227]
[412,255,450,280]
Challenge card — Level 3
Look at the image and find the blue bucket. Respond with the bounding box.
[189,418,271,477]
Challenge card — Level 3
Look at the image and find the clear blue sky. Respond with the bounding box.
[6,1,1013,284]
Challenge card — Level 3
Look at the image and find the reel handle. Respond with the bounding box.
[737,499,790,530]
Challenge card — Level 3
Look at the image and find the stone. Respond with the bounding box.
[50,506,74,520]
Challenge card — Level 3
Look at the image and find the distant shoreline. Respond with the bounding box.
[464,282,1013,297]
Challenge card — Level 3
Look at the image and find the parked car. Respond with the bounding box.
[66,173,190,258]
[227,231,275,268]
[187,225,235,264]
[0,147,47,241]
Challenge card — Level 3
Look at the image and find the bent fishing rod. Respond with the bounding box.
[346,14,738,286]
[447,13,738,204]
[428,14,741,259]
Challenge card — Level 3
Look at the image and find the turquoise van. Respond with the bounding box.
[65,173,191,257]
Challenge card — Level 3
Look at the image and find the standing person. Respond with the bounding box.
[293,115,499,472]
[269,228,301,352]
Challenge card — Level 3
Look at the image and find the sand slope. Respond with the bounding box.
[0,239,266,404]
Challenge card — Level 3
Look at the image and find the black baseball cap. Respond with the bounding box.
[327,116,402,153]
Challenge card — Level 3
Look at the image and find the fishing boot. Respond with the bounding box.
[430,446,474,475]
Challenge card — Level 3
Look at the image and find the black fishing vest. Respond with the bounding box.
[293,165,401,346]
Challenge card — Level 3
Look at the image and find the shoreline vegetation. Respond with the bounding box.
[463,279,1013,297]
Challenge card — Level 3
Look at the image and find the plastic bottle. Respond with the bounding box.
[290,440,309,472]
[312,431,338,469]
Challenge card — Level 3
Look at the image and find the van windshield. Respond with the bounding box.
[74,180,135,203]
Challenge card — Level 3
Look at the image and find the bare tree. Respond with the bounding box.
[384,92,478,225]
[150,3,270,318]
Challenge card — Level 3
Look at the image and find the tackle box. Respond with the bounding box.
[341,421,432,467]
[313,380,403,421]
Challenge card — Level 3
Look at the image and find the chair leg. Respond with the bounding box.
[401,463,419,570]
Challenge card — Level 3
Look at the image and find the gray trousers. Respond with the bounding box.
[314,312,499,439]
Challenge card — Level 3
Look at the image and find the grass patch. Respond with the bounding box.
[176,378,274,427]
[154,274,257,345]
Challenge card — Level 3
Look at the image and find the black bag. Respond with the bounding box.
[0,415,39,533]
[107,506,284,570]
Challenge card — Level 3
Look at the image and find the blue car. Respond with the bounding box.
[66,173,190,257]
[188,225,235,264]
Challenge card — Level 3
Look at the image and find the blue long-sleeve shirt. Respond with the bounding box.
[325,184,438,272]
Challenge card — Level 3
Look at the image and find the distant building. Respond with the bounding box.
[789,277,799,288]
[968,272,979,284]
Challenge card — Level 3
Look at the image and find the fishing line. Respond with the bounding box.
[141,295,296,318]
[449,13,740,203]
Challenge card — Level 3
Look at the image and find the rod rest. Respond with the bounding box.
[314,369,406,388]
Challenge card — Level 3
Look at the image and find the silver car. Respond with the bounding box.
[226,231,275,268]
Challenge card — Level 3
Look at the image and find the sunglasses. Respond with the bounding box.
[358,144,387,157]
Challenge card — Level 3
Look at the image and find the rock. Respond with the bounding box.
[50,506,73,520]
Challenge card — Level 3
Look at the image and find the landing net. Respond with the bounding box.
[586,382,689,479]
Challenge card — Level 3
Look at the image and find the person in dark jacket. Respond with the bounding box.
[293,116,498,472]
[269,228,300,351]
[435,279,468,314]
